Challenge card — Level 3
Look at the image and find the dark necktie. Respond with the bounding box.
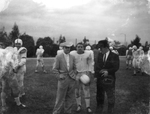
[103,54,106,63]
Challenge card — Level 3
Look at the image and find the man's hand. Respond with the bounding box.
[59,74,65,80]
[100,69,108,77]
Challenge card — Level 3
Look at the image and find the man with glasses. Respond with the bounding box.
[52,42,77,114]
[95,40,120,114]
[70,42,94,114]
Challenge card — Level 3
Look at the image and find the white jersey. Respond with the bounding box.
[14,47,27,73]
[70,50,94,73]
[57,50,63,55]
[139,49,145,60]
[132,50,139,60]
[36,48,44,60]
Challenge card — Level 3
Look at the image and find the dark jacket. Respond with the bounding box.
[95,51,120,79]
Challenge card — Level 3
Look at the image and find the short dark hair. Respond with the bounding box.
[98,40,109,48]
[76,42,84,47]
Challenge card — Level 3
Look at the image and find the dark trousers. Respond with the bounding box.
[96,79,115,110]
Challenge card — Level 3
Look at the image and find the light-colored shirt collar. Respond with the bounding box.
[104,50,110,61]
[63,51,70,55]
[63,51,70,70]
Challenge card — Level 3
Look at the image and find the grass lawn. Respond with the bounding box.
[0,57,150,114]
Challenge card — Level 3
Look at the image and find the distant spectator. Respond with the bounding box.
[126,47,133,70]
[35,45,47,73]
[109,46,119,55]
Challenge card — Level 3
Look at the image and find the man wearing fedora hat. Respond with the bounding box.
[52,42,77,114]
[95,40,120,114]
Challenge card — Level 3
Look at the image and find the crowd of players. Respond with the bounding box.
[1,38,150,114]
[126,45,150,76]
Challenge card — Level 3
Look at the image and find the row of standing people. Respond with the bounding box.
[126,45,150,76]
[1,39,120,114]
[1,39,54,113]
[52,39,120,114]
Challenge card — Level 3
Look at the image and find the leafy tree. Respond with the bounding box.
[70,45,76,51]
[143,41,149,53]
[57,35,66,44]
[117,46,127,56]
[145,41,148,47]
[0,31,7,42]
[0,27,12,47]
[20,33,35,57]
[83,36,89,44]
[50,44,59,57]
[43,37,53,45]
[9,23,20,44]
[36,38,44,47]
[91,44,98,50]
[131,35,141,48]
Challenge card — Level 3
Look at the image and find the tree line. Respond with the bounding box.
[0,23,149,57]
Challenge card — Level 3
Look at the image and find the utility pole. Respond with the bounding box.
[120,33,127,46]
[75,38,77,46]
[53,37,55,43]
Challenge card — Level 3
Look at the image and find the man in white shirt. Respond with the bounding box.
[35,45,47,73]
[70,42,94,114]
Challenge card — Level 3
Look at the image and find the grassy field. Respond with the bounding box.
[1,57,150,114]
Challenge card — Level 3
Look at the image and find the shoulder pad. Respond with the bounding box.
[18,47,27,54]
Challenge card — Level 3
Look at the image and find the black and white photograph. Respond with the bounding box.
[0,0,150,114]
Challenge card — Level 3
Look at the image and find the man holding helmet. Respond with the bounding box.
[95,40,120,114]
[70,42,94,114]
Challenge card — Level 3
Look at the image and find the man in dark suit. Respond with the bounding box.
[95,40,120,114]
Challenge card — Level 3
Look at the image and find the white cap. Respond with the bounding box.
[60,42,73,47]
[39,45,43,49]
[139,46,143,50]
[109,46,113,50]
[132,45,137,49]
[85,46,91,50]
[129,47,132,50]
[15,39,23,46]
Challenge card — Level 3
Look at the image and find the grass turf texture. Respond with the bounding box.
[0,57,149,114]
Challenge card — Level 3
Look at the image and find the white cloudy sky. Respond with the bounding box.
[0,0,150,44]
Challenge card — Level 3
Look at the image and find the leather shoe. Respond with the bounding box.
[86,107,92,114]
[76,105,81,112]
[17,103,26,109]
